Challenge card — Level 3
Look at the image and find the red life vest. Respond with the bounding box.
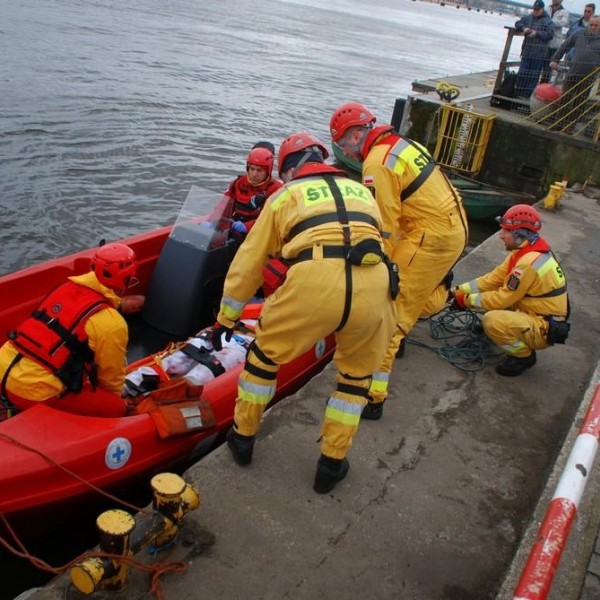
[9,281,110,391]
[507,236,552,272]
[227,176,282,222]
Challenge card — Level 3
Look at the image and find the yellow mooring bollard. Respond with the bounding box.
[70,509,135,594]
[70,473,200,595]
[543,181,566,211]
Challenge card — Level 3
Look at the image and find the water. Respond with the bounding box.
[0,0,515,278]
[1,0,513,596]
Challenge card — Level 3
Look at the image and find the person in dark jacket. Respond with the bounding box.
[547,15,600,130]
[515,0,555,97]
[565,3,595,64]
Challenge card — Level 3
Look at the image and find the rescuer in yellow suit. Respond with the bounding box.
[330,102,468,420]
[211,132,396,494]
[451,204,569,377]
[0,244,140,418]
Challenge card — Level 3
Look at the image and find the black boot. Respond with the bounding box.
[313,455,350,494]
[227,428,255,466]
[495,351,537,377]
[362,399,384,421]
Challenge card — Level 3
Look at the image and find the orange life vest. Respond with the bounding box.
[8,281,110,391]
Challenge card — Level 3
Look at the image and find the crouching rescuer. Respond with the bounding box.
[211,132,397,494]
[451,204,569,377]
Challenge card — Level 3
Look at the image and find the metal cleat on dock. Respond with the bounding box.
[70,472,200,594]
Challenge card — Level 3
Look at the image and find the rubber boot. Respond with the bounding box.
[362,399,384,421]
[495,351,537,377]
[227,428,255,466]
[313,455,350,494]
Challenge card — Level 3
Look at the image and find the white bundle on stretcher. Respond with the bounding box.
[125,330,253,394]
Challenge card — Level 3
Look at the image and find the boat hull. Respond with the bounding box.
[0,215,335,537]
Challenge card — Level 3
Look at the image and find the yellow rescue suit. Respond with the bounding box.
[217,163,396,460]
[456,238,568,357]
[362,129,468,404]
[0,272,128,400]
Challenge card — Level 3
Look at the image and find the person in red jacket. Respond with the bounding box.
[224,141,283,238]
[0,243,139,419]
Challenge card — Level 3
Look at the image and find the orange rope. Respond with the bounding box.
[0,513,188,600]
[0,431,150,515]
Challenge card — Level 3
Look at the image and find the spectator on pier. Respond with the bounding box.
[514,1,555,97]
[329,102,468,420]
[540,0,570,82]
[565,3,595,64]
[547,15,600,131]
[0,244,139,419]
[451,204,569,377]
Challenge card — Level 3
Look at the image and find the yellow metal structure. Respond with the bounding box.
[70,473,200,595]
[434,104,495,175]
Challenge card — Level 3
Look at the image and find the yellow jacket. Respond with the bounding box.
[363,131,465,256]
[218,164,385,326]
[457,244,568,317]
[0,272,128,401]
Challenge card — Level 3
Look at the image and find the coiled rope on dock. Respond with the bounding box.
[407,308,504,372]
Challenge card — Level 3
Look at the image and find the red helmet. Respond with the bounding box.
[496,204,542,232]
[277,132,329,177]
[91,243,137,292]
[247,147,274,178]
[330,102,376,142]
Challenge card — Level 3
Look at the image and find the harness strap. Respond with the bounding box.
[398,139,436,202]
[181,344,226,377]
[400,161,436,201]
[287,212,379,241]
[291,245,347,263]
[323,175,353,332]
[0,353,23,416]
[525,285,567,298]
[249,342,277,366]
[32,309,96,360]
[336,382,370,397]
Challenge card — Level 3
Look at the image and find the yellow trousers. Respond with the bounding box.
[370,209,467,404]
[232,258,396,460]
[482,310,549,357]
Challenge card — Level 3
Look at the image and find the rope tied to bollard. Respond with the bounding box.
[0,511,188,600]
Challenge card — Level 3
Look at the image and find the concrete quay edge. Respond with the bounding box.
[16,191,600,600]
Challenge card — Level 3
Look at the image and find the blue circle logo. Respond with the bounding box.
[105,437,132,470]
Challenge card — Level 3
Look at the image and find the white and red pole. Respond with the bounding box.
[514,383,600,600]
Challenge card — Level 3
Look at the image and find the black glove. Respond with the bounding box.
[210,321,234,352]
[249,194,266,211]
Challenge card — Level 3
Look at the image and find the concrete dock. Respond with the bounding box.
[20,190,600,600]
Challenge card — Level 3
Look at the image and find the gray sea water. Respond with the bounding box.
[0,0,516,277]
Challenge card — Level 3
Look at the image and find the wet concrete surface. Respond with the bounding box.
[19,192,600,600]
